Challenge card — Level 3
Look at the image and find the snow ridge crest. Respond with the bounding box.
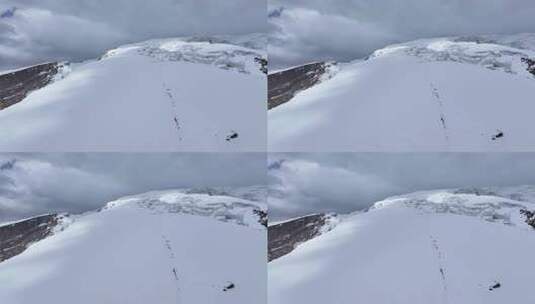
[103,188,267,229]
[370,186,535,227]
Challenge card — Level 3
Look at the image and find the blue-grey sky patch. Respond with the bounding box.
[0,7,16,18]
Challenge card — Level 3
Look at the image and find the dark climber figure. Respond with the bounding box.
[223,282,235,291]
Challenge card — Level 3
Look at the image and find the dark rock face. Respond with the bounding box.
[0,214,58,263]
[521,57,535,76]
[254,210,268,227]
[0,62,59,110]
[520,209,535,229]
[268,213,328,262]
[255,57,268,74]
[268,62,331,110]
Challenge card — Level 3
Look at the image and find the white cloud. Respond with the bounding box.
[268,153,535,220]
[0,153,265,223]
[269,157,398,219]
[0,0,266,70]
[269,0,535,68]
[0,156,124,221]
[269,6,396,68]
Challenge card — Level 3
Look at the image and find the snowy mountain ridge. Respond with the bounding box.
[0,187,266,304]
[370,34,535,78]
[102,187,267,229]
[102,34,267,75]
[269,186,535,303]
[370,186,535,228]
[268,33,535,151]
[0,33,266,151]
[269,186,535,262]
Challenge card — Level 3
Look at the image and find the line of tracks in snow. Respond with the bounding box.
[162,234,182,303]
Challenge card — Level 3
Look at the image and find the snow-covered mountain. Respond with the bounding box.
[268,33,535,151]
[0,187,266,304]
[0,34,266,151]
[269,186,535,304]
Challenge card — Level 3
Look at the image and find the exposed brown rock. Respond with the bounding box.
[0,62,59,111]
[268,213,329,262]
[0,214,58,263]
[268,62,331,110]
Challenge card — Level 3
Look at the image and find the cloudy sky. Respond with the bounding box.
[269,0,535,69]
[0,153,265,223]
[0,0,265,70]
[269,153,535,221]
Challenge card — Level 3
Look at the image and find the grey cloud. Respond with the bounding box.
[0,0,266,70]
[0,7,16,18]
[269,0,535,69]
[269,153,535,221]
[0,153,266,223]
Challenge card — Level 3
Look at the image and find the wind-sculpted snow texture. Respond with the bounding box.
[103,188,267,230]
[0,34,266,151]
[269,186,535,304]
[110,34,266,75]
[0,188,266,304]
[268,34,535,151]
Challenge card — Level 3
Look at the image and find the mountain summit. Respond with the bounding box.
[269,186,535,303]
[268,34,535,151]
[0,187,267,304]
[0,34,266,151]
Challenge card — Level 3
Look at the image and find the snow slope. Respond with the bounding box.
[0,34,266,151]
[269,186,535,304]
[269,34,535,151]
[0,188,266,304]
